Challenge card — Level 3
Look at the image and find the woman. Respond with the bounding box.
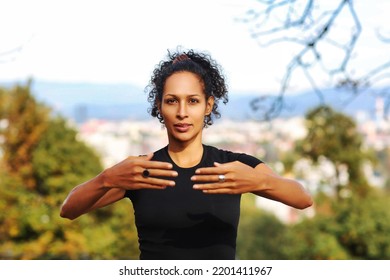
[60,49,313,260]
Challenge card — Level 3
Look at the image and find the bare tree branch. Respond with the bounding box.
[0,46,24,63]
[238,0,390,119]
[0,35,33,64]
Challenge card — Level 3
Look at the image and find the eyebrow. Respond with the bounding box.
[163,94,202,98]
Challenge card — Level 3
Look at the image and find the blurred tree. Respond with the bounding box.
[333,193,390,259]
[239,0,390,119]
[32,117,102,198]
[237,195,287,259]
[280,214,350,259]
[375,147,390,193]
[277,105,390,259]
[296,105,371,198]
[280,189,390,259]
[0,82,139,259]
[0,81,49,189]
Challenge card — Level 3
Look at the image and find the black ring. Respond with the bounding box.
[142,169,150,178]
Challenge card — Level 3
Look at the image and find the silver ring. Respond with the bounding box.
[142,169,150,178]
[218,174,225,182]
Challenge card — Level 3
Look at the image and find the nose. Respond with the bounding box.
[177,101,188,119]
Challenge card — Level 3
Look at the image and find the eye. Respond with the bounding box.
[165,98,177,104]
[189,98,200,104]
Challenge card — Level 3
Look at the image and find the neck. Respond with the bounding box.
[167,139,204,168]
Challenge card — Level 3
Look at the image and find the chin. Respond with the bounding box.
[172,135,194,143]
[169,131,198,144]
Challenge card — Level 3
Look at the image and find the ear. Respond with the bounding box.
[205,96,214,115]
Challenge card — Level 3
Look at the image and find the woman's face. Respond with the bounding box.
[159,71,214,145]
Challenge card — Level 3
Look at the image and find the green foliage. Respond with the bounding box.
[296,105,371,197]
[0,82,140,259]
[298,105,362,164]
[332,192,390,259]
[280,216,350,259]
[237,195,287,259]
[237,105,390,260]
[374,147,390,193]
[32,117,102,197]
[76,200,139,259]
[0,82,49,189]
[280,190,390,260]
[282,106,390,259]
[238,191,390,260]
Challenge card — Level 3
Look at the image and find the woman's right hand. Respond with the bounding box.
[102,153,177,190]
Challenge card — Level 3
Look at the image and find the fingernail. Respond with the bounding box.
[193,184,199,189]
[169,181,175,186]
[191,176,196,181]
[195,170,200,174]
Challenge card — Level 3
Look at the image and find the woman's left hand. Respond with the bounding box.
[191,161,261,194]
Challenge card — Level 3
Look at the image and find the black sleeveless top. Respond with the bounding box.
[125,145,262,260]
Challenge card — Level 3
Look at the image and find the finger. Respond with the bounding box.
[134,162,177,178]
[195,166,223,175]
[193,182,229,190]
[195,162,230,174]
[137,169,177,189]
[140,176,176,187]
[193,184,236,194]
[147,169,178,179]
[191,174,222,182]
[202,188,237,194]
[140,169,177,184]
[132,182,170,190]
[130,153,174,170]
[193,182,239,194]
[141,160,174,170]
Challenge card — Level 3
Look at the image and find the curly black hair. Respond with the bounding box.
[146,48,228,127]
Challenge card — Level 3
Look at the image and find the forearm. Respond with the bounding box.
[60,172,122,220]
[251,164,313,209]
[252,174,313,209]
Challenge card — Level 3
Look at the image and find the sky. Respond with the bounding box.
[0,0,389,94]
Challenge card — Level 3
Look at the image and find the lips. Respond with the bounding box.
[174,123,192,132]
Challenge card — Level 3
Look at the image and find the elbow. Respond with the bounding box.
[297,195,314,210]
[60,204,78,220]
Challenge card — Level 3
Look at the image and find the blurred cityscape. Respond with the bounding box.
[73,96,390,224]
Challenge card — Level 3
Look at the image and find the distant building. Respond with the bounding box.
[74,104,88,124]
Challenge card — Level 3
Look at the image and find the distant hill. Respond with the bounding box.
[0,80,383,122]
[228,88,382,121]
